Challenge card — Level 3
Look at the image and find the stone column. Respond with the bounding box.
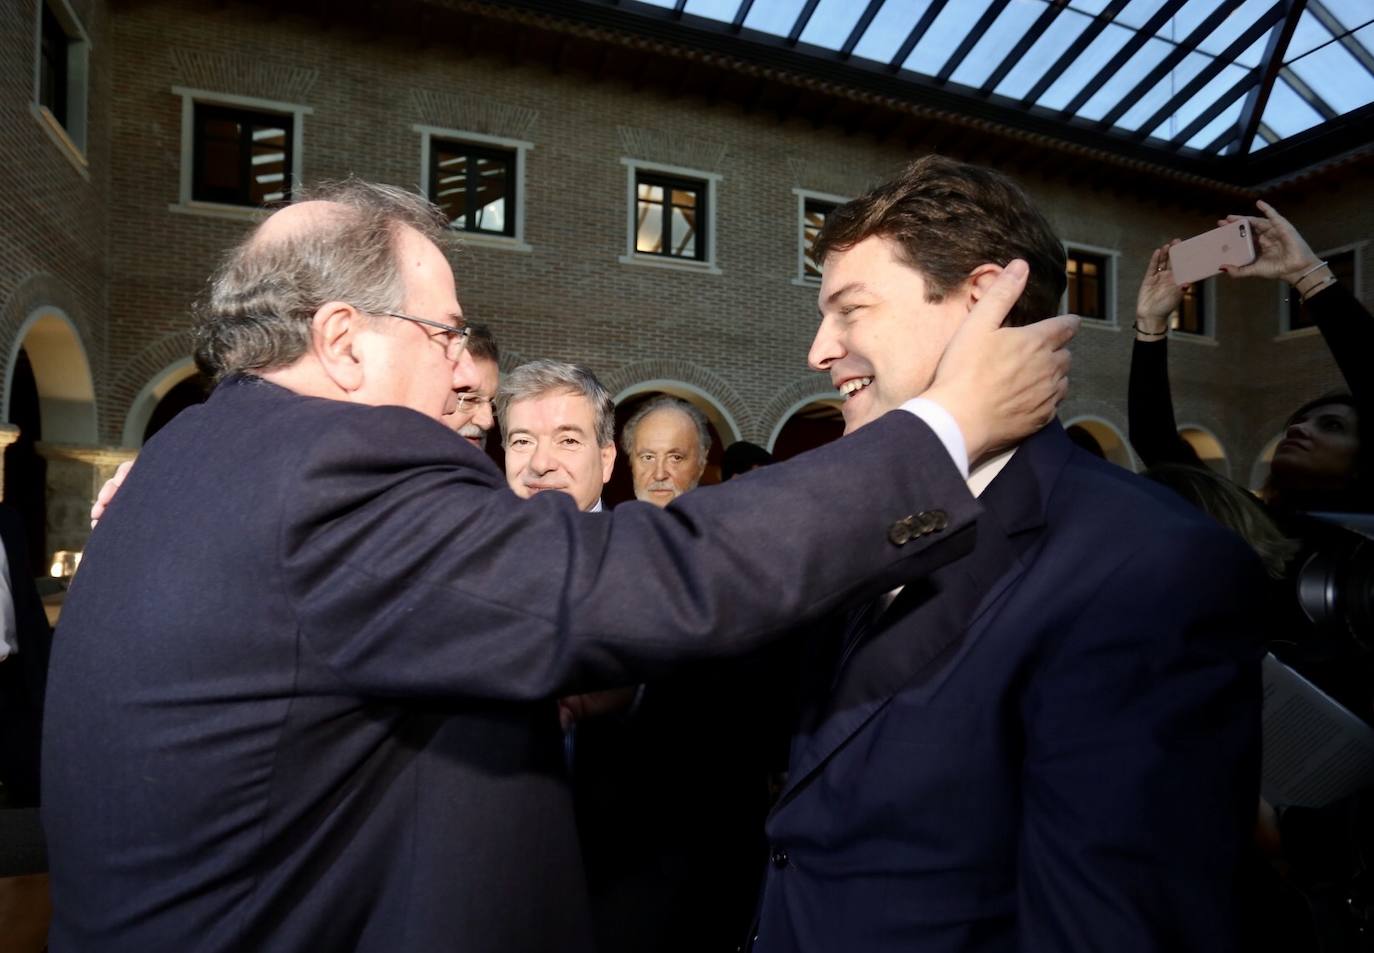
[0,424,18,494]
[34,443,138,564]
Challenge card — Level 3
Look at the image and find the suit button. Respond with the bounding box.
[929,509,948,531]
[770,847,789,868]
[888,519,912,546]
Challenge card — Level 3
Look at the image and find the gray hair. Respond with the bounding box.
[497,360,616,448]
[193,178,449,382]
[621,396,711,462]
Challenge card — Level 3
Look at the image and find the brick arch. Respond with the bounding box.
[0,272,103,440]
[108,331,198,442]
[601,360,752,441]
[758,375,838,447]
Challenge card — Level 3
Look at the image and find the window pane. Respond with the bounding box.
[430,142,515,236]
[471,156,509,234]
[637,200,663,253]
[193,105,293,206]
[39,3,69,125]
[1066,251,1108,319]
[201,120,243,191]
[670,206,698,258]
[671,189,696,209]
[803,199,836,278]
[249,125,288,207]
[1172,284,1205,334]
[638,183,664,202]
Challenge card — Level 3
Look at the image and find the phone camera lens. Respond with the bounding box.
[1240,224,1247,236]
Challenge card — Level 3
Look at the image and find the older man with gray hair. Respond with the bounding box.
[43,178,1076,953]
[623,395,712,506]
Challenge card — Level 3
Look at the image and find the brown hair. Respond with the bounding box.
[813,155,1066,327]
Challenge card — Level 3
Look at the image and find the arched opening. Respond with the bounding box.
[1178,426,1229,477]
[769,398,843,461]
[1063,416,1135,470]
[606,386,734,508]
[122,358,208,447]
[3,309,97,567]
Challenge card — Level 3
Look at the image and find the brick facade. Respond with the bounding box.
[2,0,1370,563]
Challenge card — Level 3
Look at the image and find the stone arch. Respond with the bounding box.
[602,359,750,444]
[1062,414,1137,471]
[122,357,203,447]
[3,307,97,444]
[1176,422,1230,478]
[765,391,843,454]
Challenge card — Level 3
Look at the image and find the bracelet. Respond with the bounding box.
[1291,259,1328,286]
[1295,266,1334,295]
[1300,274,1338,302]
[1133,321,1168,338]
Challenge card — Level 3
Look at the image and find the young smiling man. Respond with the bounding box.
[750,156,1266,953]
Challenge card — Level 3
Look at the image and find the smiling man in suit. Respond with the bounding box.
[750,156,1264,953]
[42,178,1078,953]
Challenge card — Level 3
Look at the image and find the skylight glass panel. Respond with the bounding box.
[948,1,1044,88]
[798,0,870,51]
[1160,62,1251,136]
[1287,10,1335,60]
[1181,97,1244,150]
[1193,0,1279,57]
[742,0,810,36]
[1116,0,1171,31]
[903,0,994,77]
[850,0,936,64]
[1288,41,1374,115]
[1261,76,1326,138]
[1035,22,1134,110]
[991,9,1094,98]
[1166,0,1234,40]
[1233,30,1272,70]
[1113,49,1212,131]
[1068,0,1114,14]
[1077,35,1170,121]
[1321,0,1370,33]
[683,0,746,23]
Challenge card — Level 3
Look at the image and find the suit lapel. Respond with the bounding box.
[775,423,1074,810]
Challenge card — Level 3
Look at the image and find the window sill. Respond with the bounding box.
[618,254,722,276]
[1170,331,1218,347]
[1078,318,1120,332]
[455,232,533,254]
[1275,326,1321,342]
[168,201,271,224]
[31,104,89,181]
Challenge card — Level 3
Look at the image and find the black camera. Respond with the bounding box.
[1296,513,1374,647]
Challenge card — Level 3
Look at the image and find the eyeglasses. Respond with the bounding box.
[453,392,493,413]
[375,310,470,361]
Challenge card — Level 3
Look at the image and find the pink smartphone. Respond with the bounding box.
[1168,220,1257,285]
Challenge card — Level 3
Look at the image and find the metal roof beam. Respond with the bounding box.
[887,0,950,73]
[936,0,1012,84]
[1060,0,1189,119]
[980,0,1068,96]
[1167,67,1259,147]
[730,0,755,32]
[1307,0,1374,79]
[840,0,886,60]
[1020,0,1132,107]
[1126,3,1285,141]
[1278,66,1337,119]
[1238,0,1306,154]
[786,0,823,46]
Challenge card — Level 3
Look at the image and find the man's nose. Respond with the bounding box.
[529,442,555,474]
[474,401,494,431]
[653,457,670,480]
[808,316,841,372]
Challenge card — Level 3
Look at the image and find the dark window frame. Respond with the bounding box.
[38,1,69,127]
[634,170,708,262]
[191,102,295,208]
[428,139,518,238]
[1065,248,1111,321]
[1172,282,1208,335]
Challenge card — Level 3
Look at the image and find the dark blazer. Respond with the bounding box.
[753,421,1265,953]
[42,375,978,953]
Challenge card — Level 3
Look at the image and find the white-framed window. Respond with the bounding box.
[1061,242,1120,328]
[619,159,721,275]
[792,188,847,286]
[171,87,311,221]
[1279,242,1362,338]
[415,126,533,252]
[31,0,91,172]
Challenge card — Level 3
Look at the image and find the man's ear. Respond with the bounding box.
[600,442,617,485]
[965,263,1006,309]
[313,301,366,393]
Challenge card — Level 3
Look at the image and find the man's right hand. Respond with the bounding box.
[90,459,134,528]
[924,259,1079,464]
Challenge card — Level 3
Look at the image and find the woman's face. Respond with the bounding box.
[1270,402,1360,491]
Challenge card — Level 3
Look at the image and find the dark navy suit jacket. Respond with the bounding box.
[42,375,978,953]
[754,421,1264,953]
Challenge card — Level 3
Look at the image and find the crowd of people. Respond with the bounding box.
[1,153,1370,952]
